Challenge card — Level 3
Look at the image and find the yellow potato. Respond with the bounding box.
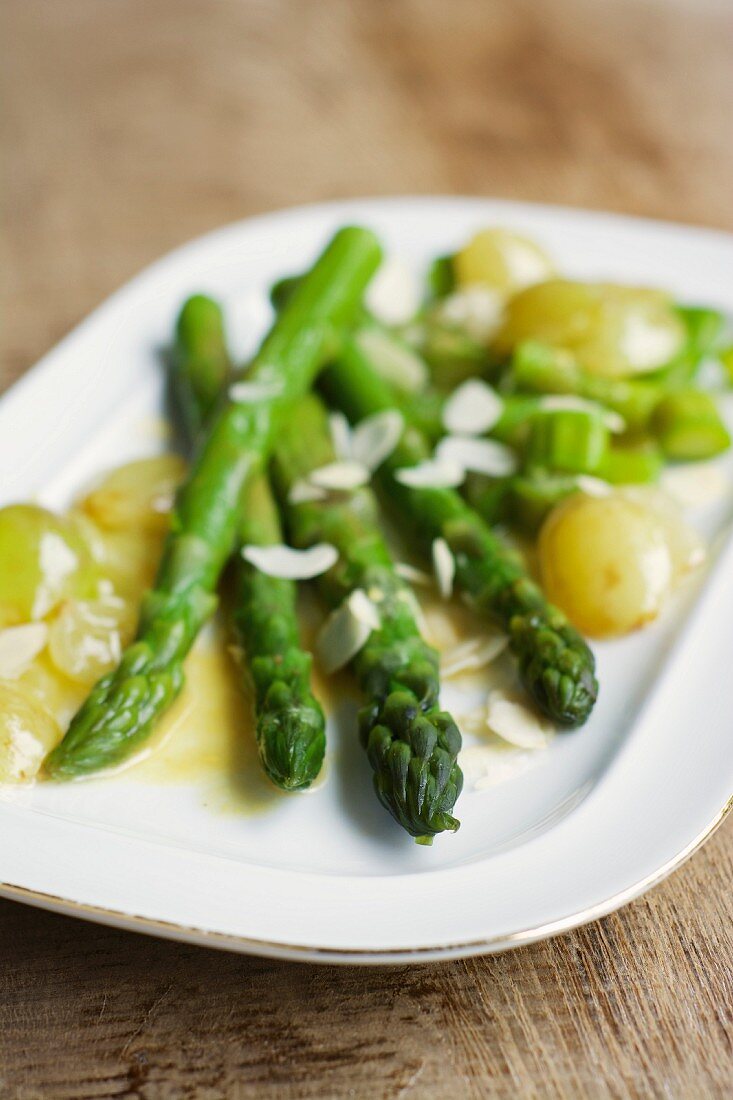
[454,228,555,294]
[0,681,61,782]
[497,279,685,378]
[539,493,674,637]
[80,453,186,533]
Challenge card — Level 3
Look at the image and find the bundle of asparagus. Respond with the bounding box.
[46,222,615,845]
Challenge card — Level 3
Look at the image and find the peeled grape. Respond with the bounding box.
[454,228,555,294]
[539,492,674,637]
[80,454,186,533]
[0,682,61,782]
[0,505,97,628]
[497,280,685,378]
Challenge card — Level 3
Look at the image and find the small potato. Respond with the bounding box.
[453,228,555,294]
[497,280,684,378]
[0,682,61,782]
[80,454,186,533]
[538,493,674,637]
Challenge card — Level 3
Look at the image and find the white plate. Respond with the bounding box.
[1,197,732,964]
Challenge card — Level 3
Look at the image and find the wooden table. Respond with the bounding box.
[1,1,732,1095]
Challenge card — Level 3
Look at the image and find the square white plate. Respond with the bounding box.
[1,197,732,963]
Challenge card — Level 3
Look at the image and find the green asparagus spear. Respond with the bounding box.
[171,295,326,790]
[271,395,463,843]
[172,294,232,440]
[321,341,598,727]
[45,227,381,778]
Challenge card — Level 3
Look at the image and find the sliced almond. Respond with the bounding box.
[661,463,728,509]
[394,561,434,587]
[436,286,503,343]
[0,622,49,680]
[394,459,465,489]
[351,410,404,471]
[486,690,555,749]
[308,461,370,491]
[436,435,518,478]
[288,479,328,504]
[365,256,421,325]
[575,475,613,498]
[442,380,504,436]
[328,412,353,461]
[431,538,455,599]
[316,589,380,673]
[458,743,535,791]
[355,328,428,393]
[241,542,337,579]
[441,635,508,679]
[228,379,284,403]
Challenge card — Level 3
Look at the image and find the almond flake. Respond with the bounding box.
[486,690,555,749]
[355,328,428,393]
[458,743,535,791]
[328,412,353,461]
[351,410,404,471]
[537,395,625,433]
[228,379,284,403]
[394,459,465,489]
[288,479,328,504]
[365,256,421,325]
[441,635,508,678]
[316,589,380,673]
[575,475,613,498]
[242,542,337,579]
[394,562,434,587]
[661,463,728,509]
[442,380,504,436]
[0,622,49,680]
[436,435,518,478]
[431,538,455,599]
[436,287,503,343]
[308,461,370,491]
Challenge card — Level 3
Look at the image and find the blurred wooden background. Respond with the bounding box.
[1,0,732,1096]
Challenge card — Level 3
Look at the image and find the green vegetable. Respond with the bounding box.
[651,390,731,461]
[404,317,493,391]
[322,342,598,727]
[503,474,580,536]
[599,439,664,485]
[171,294,232,442]
[45,226,382,778]
[171,295,326,790]
[272,395,463,844]
[426,254,456,299]
[511,342,660,431]
[721,346,733,385]
[525,409,609,475]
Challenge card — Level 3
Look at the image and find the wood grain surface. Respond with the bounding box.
[1,1,732,1096]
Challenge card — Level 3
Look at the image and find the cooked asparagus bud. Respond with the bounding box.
[272,395,463,843]
[525,409,609,476]
[231,473,326,789]
[321,344,598,727]
[651,390,731,461]
[598,439,664,485]
[45,226,382,778]
[170,296,326,790]
[511,342,660,431]
[172,294,232,440]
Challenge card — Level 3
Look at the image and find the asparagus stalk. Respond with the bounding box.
[321,341,598,727]
[171,295,326,790]
[46,227,381,778]
[271,395,463,843]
